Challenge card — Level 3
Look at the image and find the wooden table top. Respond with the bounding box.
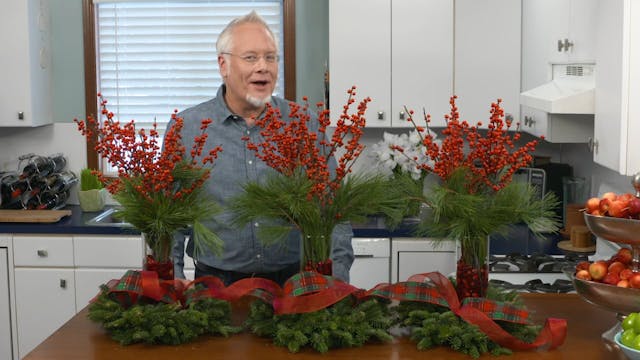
[24,293,625,360]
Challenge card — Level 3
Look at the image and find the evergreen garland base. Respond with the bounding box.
[88,285,241,345]
[244,297,394,353]
[394,300,542,359]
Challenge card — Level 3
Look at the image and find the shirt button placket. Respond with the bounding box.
[246,129,258,180]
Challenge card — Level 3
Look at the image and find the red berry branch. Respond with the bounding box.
[244,86,369,206]
[403,96,540,193]
[74,95,222,199]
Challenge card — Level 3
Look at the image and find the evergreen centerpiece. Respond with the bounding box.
[231,87,405,274]
[75,95,224,279]
[398,96,559,298]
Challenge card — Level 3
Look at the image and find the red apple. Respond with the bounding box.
[608,200,630,218]
[586,197,601,214]
[620,268,634,280]
[603,272,620,285]
[590,209,602,216]
[617,279,630,288]
[588,261,609,281]
[629,273,640,289]
[608,261,626,275]
[575,269,592,281]
[576,261,591,271]
[617,248,633,265]
[602,192,618,202]
[629,198,640,217]
[599,198,613,215]
[619,193,635,203]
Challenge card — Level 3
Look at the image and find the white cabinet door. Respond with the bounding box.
[391,238,456,283]
[391,0,453,128]
[593,0,640,175]
[0,0,52,127]
[350,238,390,289]
[329,0,391,127]
[73,235,144,310]
[0,248,13,360]
[526,0,597,65]
[329,0,453,128]
[454,0,521,128]
[14,268,76,359]
[75,269,130,310]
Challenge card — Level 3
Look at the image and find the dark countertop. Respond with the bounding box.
[0,205,140,236]
[0,205,417,238]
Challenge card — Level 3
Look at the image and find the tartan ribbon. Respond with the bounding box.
[367,272,567,351]
[100,270,566,351]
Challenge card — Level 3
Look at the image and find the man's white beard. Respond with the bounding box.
[246,94,272,107]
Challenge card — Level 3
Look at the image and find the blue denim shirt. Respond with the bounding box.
[171,85,354,281]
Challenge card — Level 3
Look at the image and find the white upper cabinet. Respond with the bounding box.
[520,0,597,142]
[454,0,521,129]
[522,0,598,91]
[593,0,640,175]
[0,0,53,127]
[544,0,598,64]
[329,0,453,128]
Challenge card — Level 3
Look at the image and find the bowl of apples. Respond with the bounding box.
[569,190,640,315]
[565,247,640,315]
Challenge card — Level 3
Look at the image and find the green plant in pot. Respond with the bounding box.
[78,168,107,212]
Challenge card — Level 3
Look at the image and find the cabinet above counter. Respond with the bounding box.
[0,205,422,238]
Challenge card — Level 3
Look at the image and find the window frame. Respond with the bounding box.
[81,0,296,170]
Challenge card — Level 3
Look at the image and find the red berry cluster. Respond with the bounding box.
[402,96,540,193]
[244,86,368,207]
[74,94,222,201]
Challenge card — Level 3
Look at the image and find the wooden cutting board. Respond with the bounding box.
[0,209,72,223]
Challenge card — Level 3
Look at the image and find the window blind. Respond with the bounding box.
[95,0,284,132]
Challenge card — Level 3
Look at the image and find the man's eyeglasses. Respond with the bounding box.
[221,52,280,64]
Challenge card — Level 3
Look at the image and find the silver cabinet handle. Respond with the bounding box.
[37,249,48,257]
[399,111,406,120]
[588,137,599,154]
[60,279,67,289]
[558,38,574,52]
[377,111,385,120]
[524,116,535,127]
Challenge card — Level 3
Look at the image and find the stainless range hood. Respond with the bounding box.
[520,64,595,114]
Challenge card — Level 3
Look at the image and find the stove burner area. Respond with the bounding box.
[489,278,575,293]
[489,253,588,273]
[488,253,586,293]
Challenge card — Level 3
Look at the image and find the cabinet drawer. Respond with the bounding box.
[13,236,74,267]
[74,235,143,268]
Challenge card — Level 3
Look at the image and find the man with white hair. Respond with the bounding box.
[170,11,354,286]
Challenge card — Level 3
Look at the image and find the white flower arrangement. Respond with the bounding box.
[370,131,435,180]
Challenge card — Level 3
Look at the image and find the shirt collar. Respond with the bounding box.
[216,84,275,124]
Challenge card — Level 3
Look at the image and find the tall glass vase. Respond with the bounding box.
[455,235,489,299]
[142,232,174,280]
[301,232,333,276]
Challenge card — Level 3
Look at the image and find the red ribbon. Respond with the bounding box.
[406,272,567,351]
